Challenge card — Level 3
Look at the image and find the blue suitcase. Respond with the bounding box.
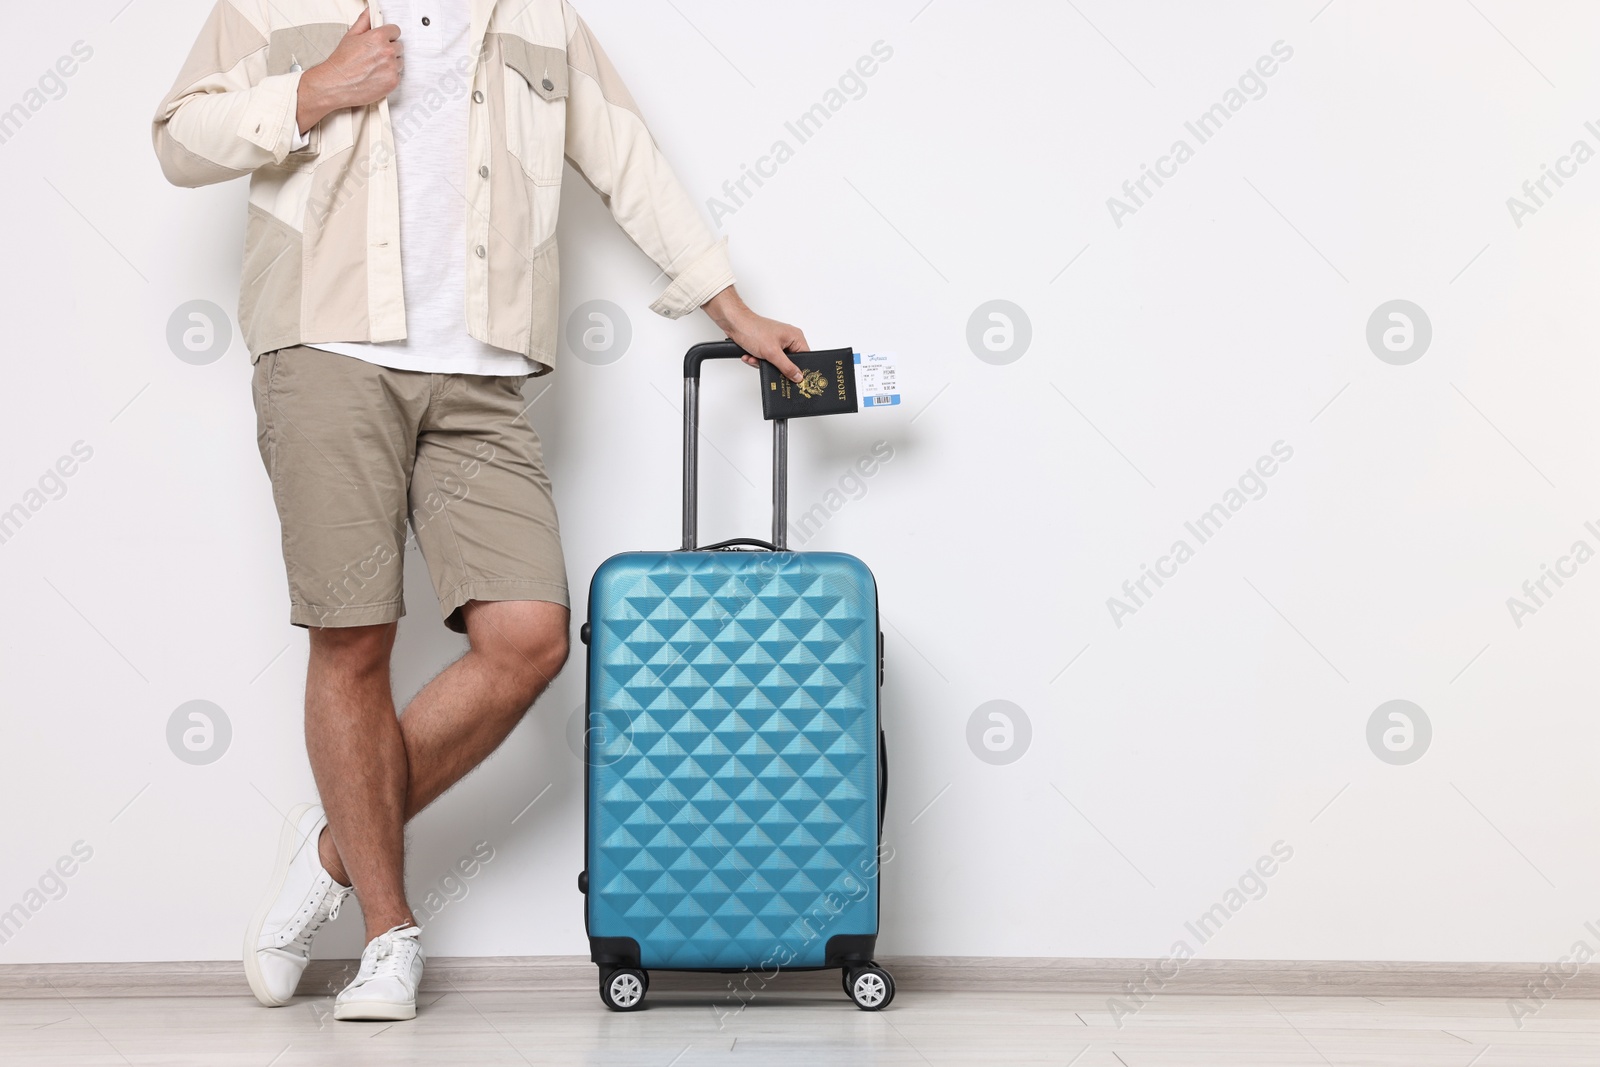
[579,342,893,1012]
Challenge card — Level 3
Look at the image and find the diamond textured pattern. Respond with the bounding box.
[586,551,880,970]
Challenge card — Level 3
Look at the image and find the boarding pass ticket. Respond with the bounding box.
[854,352,899,410]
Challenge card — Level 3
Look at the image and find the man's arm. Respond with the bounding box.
[560,6,807,383]
[152,0,298,187]
[153,3,400,189]
[295,11,403,133]
[702,287,809,380]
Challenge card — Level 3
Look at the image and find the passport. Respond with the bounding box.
[759,348,858,420]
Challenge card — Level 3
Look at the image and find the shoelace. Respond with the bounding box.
[360,926,422,984]
[283,879,350,955]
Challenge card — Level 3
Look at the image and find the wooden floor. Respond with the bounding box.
[3,986,1597,1065]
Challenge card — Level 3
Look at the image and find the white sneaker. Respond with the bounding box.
[243,803,352,1007]
[335,925,425,1021]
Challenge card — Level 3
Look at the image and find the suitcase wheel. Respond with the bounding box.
[599,967,648,1011]
[844,963,894,1011]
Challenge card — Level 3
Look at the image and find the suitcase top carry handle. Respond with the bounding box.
[682,341,788,552]
[683,340,747,380]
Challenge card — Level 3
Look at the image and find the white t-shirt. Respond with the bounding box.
[307,1,537,377]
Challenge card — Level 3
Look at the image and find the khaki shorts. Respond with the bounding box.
[251,347,568,632]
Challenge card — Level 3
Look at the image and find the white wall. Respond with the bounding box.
[2,0,1598,966]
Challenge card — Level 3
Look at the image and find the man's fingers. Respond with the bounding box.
[349,7,371,34]
[741,355,759,368]
[379,22,403,41]
[766,348,803,383]
[789,332,811,354]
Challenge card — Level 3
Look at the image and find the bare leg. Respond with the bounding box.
[311,601,570,929]
[401,599,570,818]
[304,622,412,943]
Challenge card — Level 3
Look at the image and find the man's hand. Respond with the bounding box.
[703,286,809,384]
[296,8,403,132]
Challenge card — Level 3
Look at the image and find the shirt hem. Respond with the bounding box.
[304,341,540,378]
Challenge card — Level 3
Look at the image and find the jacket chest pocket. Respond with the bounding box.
[496,34,569,186]
[267,24,357,164]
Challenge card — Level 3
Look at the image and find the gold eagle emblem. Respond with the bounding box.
[797,369,829,399]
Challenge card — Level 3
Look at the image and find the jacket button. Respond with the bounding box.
[541,78,555,92]
[473,90,485,104]
[476,245,487,258]
[479,165,489,179]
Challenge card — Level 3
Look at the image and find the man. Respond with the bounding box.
[154,0,808,1022]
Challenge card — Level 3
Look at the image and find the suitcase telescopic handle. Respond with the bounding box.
[681,341,789,552]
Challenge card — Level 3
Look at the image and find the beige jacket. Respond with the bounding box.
[153,0,735,373]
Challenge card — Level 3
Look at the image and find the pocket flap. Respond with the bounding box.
[495,33,569,101]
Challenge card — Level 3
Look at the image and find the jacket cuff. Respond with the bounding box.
[237,71,303,164]
[649,238,736,320]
